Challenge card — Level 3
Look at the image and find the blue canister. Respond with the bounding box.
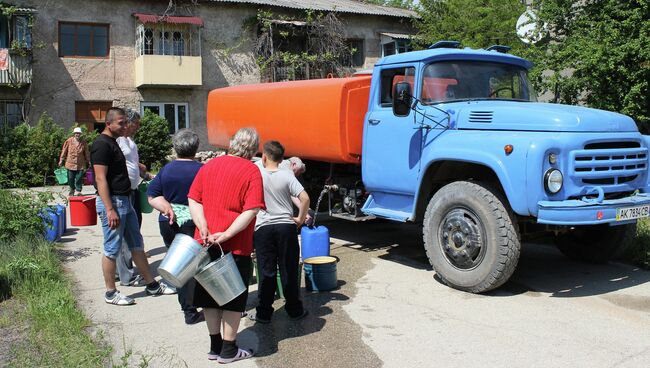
[303,256,338,292]
[55,204,66,237]
[300,225,330,260]
[42,208,59,242]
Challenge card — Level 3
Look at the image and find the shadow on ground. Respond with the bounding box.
[320,216,650,299]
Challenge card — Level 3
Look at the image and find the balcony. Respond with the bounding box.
[133,14,202,88]
[0,52,32,86]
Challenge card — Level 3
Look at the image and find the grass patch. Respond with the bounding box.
[0,236,111,367]
[620,218,650,268]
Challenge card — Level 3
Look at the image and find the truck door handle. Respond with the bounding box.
[368,119,380,125]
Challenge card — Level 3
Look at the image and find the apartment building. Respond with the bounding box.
[0,0,415,148]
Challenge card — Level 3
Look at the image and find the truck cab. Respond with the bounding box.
[359,42,650,292]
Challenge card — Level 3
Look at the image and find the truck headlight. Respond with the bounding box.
[544,169,563,194]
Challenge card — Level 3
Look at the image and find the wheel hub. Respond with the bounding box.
[439,208,485,269]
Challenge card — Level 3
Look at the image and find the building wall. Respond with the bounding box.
[14,0,413,149]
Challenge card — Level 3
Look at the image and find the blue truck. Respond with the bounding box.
[208,41,650,292]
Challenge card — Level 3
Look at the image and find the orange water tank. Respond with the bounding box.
[207,76,371,164]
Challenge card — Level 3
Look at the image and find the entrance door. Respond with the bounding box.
[75,101,112,132]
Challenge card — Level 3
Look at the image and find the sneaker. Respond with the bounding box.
[122,274,145,287]
[217,348,253,364]
[247,312,271,324]
[185,311,205,325]
[74,191,83,196]
[289,310,309,321]
[145,281,177,296]
[104,290,135,306]
[68,189,75,196]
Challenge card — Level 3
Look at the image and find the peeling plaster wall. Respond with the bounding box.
[11,0,412,150]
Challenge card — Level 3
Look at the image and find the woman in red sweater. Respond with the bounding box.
[188,127,264,364]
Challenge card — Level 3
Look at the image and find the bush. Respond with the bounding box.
[134,109,172,171]
[0,113,66,188]
[0,189,53,242]
[620,218,650,269]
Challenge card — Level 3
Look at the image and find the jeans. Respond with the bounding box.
[253,223,304,319]
[96,194,143,259]
[115,192,142,284]
[160,220,199,315]
[67,169,84,193]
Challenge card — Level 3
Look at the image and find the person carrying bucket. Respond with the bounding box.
[249,140,310,324]
[147,128,204,325]
[188,127,265,364]
[91,107,175,306]
[59,127,90,196]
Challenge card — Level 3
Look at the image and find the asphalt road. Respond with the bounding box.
[60,186,650,368]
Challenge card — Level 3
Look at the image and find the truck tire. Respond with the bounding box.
[422,181,520,293]
[554,223,635,263]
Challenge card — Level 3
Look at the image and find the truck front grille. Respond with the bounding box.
[570,141,647,186]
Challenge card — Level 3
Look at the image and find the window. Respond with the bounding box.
[141,102,189,134]
[0,101,23,133]
[380,67,415,107]
[0,14,32,49]
[382,40,412,57]
[143,28,154,55]
[75,101,113,132]
[340,39,364,67]
[136,23,198,57]
[420,61,537,104]
[59,22,109,57]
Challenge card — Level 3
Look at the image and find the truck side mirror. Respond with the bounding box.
[393,82,412,117]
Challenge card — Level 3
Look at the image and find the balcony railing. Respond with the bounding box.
[134,22,202,87]
[0,52,32,85]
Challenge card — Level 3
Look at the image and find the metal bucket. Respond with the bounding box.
[158,233,210,288]
[194,244,246,306]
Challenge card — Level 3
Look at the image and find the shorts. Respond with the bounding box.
[190,250,251,313]
[96,194,144,259]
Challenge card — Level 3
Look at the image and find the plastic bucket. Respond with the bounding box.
[83,169,94,185]
[69,195,97,226]
[54,167,68,185]
[300,225,330,259]
[304,256,338,292]
[42,208,59,242]
[194,245,246,306]
[158,233,210,288]
[138,181,153,213]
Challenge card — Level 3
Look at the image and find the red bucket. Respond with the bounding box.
[69,195,97,226]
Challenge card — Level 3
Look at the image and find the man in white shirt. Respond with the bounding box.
[114,110,147,287]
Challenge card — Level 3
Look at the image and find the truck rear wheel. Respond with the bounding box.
[554,223,634,263]
[422,181,520,293]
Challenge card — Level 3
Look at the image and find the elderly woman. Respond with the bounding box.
[188,128,264,364]
[147,129,204,324]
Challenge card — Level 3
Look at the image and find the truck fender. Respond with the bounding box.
[413,147,529,220]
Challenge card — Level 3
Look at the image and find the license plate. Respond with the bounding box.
[616,205,650,221]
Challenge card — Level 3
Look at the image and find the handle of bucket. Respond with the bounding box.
[81,196,95,203]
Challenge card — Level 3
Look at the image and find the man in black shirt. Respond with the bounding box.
[91,107,174,305]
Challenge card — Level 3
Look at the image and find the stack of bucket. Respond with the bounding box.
[300,225,338,292]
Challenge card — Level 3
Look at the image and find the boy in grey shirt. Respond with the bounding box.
[249,141,310,323]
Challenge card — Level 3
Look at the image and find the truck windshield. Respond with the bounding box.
[420,61,537,104]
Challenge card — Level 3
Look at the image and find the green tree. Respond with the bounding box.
[134,109,172,171]
[415,0,525,51]
[363,0,415,9]
[526,0,649,132]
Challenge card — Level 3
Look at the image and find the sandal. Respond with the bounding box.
[217,348,253,364]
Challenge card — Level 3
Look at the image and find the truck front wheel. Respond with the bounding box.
[554,224,634,263]
[423,181,521,293]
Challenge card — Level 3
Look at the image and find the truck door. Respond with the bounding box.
[362,65,420,213]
